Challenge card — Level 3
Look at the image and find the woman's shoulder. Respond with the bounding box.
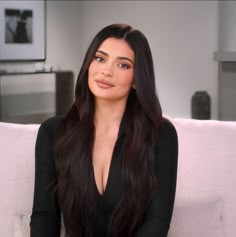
[155,116,178,152]
[159,117,178,139]
[41,115,63,128]
[39,115,64,138]
[154,117,178,168]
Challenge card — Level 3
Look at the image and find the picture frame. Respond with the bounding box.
[0,0,46,61]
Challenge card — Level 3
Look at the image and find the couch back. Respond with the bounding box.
[0,118,236,237]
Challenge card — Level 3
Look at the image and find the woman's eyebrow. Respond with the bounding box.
[96,50,108,56]
[96,50,134,64]
[117,56,134,65]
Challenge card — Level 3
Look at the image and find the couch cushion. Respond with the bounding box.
[13,213,66,237]
[0,122,39,237]
[168,197,224,237]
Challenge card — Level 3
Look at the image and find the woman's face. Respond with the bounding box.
[88,37,135,102]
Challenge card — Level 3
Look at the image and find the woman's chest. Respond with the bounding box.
[93,135,124,215]
[93,134,117,195]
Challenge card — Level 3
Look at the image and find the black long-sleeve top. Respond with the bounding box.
[30,115,178,237]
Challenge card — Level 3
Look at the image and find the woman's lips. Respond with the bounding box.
[95,79,115,89]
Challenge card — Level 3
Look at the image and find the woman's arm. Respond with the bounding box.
[30,119,61,237]
[135,119,178,237]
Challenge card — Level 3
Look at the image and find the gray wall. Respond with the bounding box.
[218,0,236,51]
[0,1,219,119]
[218,1,236,120]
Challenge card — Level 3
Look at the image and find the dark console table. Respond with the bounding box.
[0,70,74,124]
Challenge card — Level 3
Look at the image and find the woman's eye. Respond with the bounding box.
[118,63,130,69]
[94,56,105,63]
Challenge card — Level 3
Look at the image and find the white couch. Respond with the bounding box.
[0,117,236,237]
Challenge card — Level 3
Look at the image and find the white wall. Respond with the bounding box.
[0,0,219,119]
[45,1,82,76]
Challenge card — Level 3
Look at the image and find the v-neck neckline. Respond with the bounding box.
[93,141,116,198]
[92,113,127,198]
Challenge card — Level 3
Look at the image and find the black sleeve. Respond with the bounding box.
[30,121,61,237]
[135,119,178,237]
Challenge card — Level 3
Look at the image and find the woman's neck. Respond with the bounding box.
[94,98,126,134]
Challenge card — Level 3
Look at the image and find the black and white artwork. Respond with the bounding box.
[0,1,45,61]
[5,8,33,44]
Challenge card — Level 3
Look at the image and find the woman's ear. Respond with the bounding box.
[132,83,136,90]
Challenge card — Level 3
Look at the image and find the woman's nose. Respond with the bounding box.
[101,62,113,77]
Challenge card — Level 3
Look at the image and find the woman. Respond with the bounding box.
[30,23,178,237]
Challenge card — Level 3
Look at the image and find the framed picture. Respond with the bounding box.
[0,0,46,61]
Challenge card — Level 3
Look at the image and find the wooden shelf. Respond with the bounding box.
[0,71,58,76]
[0,71,74,124]
[214,51,236,62]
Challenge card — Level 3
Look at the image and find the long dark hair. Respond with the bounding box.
[53,23,162,237]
